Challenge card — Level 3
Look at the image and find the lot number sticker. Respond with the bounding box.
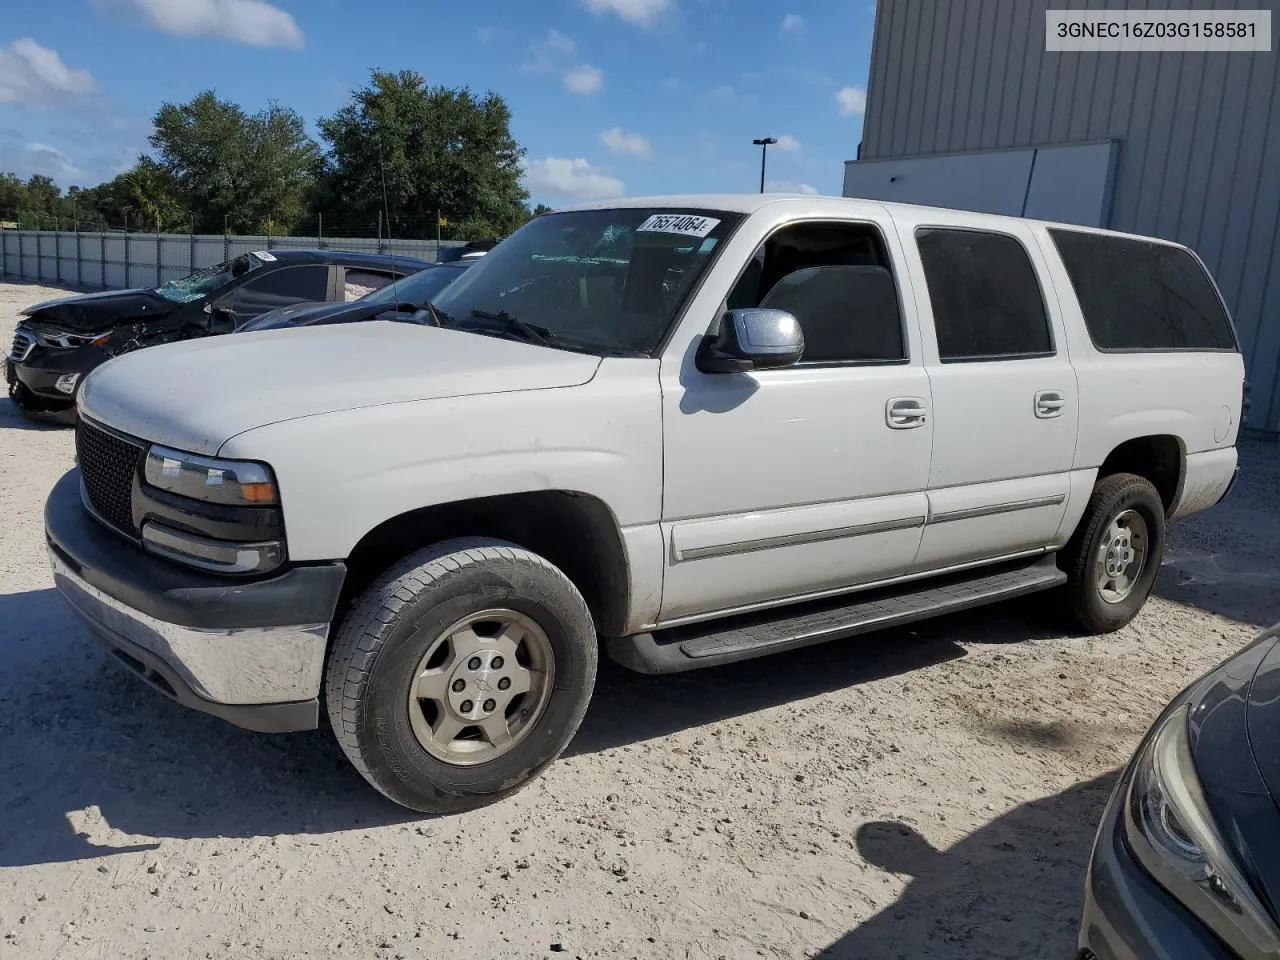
[252,250,278,262]
[636,214,721,239]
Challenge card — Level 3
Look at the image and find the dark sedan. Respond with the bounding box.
[6,249,426,422]
[1079,623,1280,959]
[235,260,474,333]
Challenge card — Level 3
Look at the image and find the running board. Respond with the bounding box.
[606,555,1065,675]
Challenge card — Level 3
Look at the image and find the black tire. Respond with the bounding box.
[325,537,597,813]
[1060,472,1166,634]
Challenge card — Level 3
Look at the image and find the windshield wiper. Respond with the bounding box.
[425,303,455,327]
[467,308,550,346]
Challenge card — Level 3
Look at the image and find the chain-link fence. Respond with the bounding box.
[0,229,467,290]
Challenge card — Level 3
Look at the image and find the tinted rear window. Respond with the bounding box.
[916,227,1053,361]
[1049,229,1236,351]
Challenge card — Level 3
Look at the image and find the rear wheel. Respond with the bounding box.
[1061,473,1166,634]
[324,538,597,813]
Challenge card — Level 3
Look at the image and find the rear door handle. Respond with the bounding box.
[1035,390,1066,419]
[887,397,929,429]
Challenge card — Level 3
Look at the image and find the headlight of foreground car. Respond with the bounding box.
[144,445,278,505]
[1125,703,1280,958]
[141,446,283,574]
[34,328,110,349]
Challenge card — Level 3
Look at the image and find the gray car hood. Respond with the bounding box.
[78,321,602,455]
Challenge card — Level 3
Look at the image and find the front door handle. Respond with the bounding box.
[887,397,929,429]
[1035,390,1066,419]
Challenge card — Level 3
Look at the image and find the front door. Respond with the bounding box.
[891,211,1081,571]
[658,215,935,623]
[226,264,334,326]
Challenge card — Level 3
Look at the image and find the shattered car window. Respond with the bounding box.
[154,253,263,304]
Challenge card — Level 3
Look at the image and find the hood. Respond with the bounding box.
[1188,631,1280,923]
[1249,636,1280,809]
[21,287,177,331]
[78,321,602,455]
[235,300,334,332]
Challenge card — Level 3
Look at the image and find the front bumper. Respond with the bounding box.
[45,469,346,732]
[8,341,107,403]
[1078,770,1236,960]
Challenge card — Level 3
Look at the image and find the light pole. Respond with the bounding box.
[752,137,778,193]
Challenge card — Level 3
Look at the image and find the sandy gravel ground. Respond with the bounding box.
[1,278,1277,960]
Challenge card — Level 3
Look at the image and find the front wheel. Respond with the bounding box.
[325,538,597,813]
[1061,473,1166,634]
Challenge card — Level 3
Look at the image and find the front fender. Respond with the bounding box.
[216,360,663,563]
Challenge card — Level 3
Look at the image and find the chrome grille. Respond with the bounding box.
[9,329,35,363]
[76,418,145,537]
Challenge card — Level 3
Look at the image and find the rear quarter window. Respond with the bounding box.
[1048,229,1237,352]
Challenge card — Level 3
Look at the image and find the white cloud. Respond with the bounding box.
[781,14,805,33]
[582,0,671,28]
[775,134,801,152]
[523,157,626,200]
[477,27,493,45]
[765,180,819,195]
[25,142,84,178]
[599,127,651,158]
[545,28,577,54]
[564,65,604,95]
[0,38,96,106]
[95,0,304,48]
[711,85,736,100]
[662,77,680,94]
[836,85,867,116]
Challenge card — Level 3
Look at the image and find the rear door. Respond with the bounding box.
[341,267,402,301]
[891,209,1081,572]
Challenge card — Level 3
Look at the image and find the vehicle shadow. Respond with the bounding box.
[0,588,419,868]
[1,584,988,867]
[813,771,1118,959]
[1153,439,1280,629]
[0,395,71,431]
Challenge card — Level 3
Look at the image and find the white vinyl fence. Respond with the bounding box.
[0,230,467,290]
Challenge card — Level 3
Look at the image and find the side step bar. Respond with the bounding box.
[606,555,1066,675]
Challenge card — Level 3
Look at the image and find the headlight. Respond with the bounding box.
[34,328,110,348]
[144,445,278,506]
[1125,704,1280,956]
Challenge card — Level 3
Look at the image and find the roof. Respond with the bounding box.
[265,249,429,270]
[550,193,1189,247]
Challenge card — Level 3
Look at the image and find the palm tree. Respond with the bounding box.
[116,160,181,232]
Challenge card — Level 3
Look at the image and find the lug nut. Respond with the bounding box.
[468,656,482,670]
[460,700,474,714]
[483,699,496,713]
[498,677,511,691]
[452,679,465,693]
[491,656,504,669]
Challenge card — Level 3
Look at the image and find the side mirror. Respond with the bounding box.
[208,306,236,334]
[695,308,804,373]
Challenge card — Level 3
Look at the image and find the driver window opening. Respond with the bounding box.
[725,222,906,365]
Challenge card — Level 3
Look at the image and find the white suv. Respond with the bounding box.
[45,194,1244,812]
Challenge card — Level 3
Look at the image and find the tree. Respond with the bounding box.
[149,90,319,234]
[111,158,184,232]
[0,173,26,222]
[318,71,528,239]
[24,175,63,226]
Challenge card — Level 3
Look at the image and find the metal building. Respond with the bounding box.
[844,0,1280,435]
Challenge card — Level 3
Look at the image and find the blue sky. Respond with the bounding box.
[0,0,875,205]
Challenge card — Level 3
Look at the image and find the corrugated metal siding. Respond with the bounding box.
[862,0,1280,432]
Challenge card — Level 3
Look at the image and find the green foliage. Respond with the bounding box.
[3,73,547,238]
[150,90,320,234]
[318,70,529,240]
[110,158,185,232]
